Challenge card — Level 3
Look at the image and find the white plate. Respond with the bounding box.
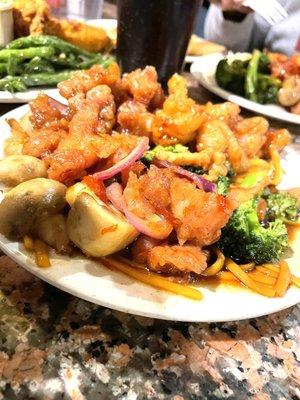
[190,53,300,125]
[0,105,300,321]
[0,88,62,104]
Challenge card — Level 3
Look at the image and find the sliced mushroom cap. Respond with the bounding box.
[278,76,300,107]
[67,192,138,257]
[0,155,47,187]
[0,178,67,239]
[33,214,71,254]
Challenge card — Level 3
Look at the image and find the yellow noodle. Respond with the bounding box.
[102,258,203,301]
[34,240,51,268]
[269,145,282,185]
[274,261,291,297]
[239,262,256,272]
[248,271,277,285]
[291,275,300,288]
[23,235,34,251]
[202,248,225,276]
[256,265,279,277]
[226,259,276,297]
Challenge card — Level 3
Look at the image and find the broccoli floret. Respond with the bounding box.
[258,53,270,74]
[143,144,189,163]
[262,190,299,222]
[218,198,289,264]
[215,59,247,96]
[217,176,230,196]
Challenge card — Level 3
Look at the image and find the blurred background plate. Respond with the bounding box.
[191,53,300,125]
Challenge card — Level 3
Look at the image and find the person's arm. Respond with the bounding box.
[204,2,254,52]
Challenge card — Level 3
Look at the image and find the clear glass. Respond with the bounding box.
[49,0,104,20]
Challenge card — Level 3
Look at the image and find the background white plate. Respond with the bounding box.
[191,53,300,125]
[0,105,300,321]
[0,88,61,104]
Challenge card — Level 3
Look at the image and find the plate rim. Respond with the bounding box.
[190,53,300,125]
[0,104,299,322]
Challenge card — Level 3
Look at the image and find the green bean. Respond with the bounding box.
[0,76,27,93]
[0,63,7,77]
[24,57,55,74]
[22,71,72,87]
[7,35,96,57]
[0,47,55,62]
[245,49,261,102]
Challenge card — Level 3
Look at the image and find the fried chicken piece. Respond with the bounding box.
[152,74,203,145]
[23,127,67,159]
[131,235,162,265]
[58,63,120,99]
[262,128,291,157]
[170,176,236,245]
[147,245,207,275]
[117,100,154,137]
[197,119,249,174]
[43,17,110,52]
[203,102,241,128]
[121,66,164,107]
[4,119,29,156]
[123,170,173,240]
[29,94,69,129]
[86,85,116,135]
[46,95,102,181]
[234,117,268,158]
[13,0,48,37]
[13,0,111,52]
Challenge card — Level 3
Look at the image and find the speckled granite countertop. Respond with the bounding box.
[0,254,298,400]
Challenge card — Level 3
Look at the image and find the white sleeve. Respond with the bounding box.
[204,4,255,52]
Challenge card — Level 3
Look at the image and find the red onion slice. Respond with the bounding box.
[93,137,149,181]
[152,158,216,192]
[106,182,170,240]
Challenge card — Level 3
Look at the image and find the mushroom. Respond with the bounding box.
[67,191,138,257]
[0,155,47,187]
[0,178,67,239]
[278,76,300,107]
[33,214,71,254]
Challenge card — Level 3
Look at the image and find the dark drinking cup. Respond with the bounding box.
[117,0,202,84]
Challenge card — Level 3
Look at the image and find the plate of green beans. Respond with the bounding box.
[0,35,112,103]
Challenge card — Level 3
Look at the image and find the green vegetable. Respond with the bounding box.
[24,57,55,74]
[218,197,289,264]
[0,35,113,92]
[0,71,71,92]
[0,63,7,77]
[215,59,246,96]
[262,190,299,222]
[216,51,282,105]
[245,49,261,102]
[7,35,94,57]
[0,76,26,92]
[21,71,72,87]
[143,144,189,163]
[0,46,55,62]
[258,52,270,74]
[217,176,230,196]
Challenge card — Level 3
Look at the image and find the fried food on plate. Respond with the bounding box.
[13,0,111,52]
[187,34,226,56]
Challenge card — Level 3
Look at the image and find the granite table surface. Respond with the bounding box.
[0,66,299,400]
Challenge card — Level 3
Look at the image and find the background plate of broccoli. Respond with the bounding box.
[190,52,300,125]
